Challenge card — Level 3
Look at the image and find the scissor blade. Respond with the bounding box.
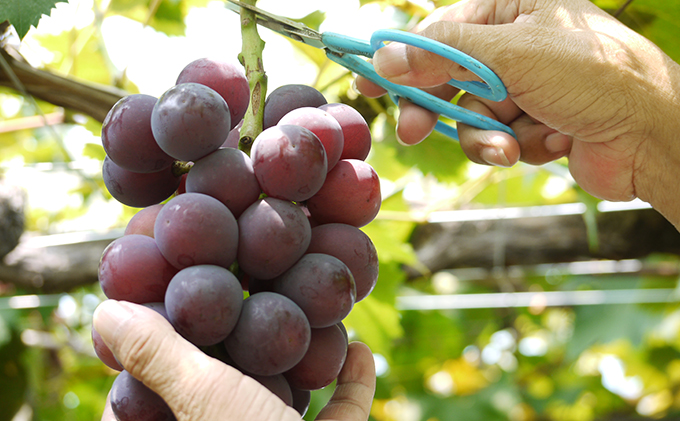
[226,0,326,49]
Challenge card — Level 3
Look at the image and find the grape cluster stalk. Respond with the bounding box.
[95,57,381,420]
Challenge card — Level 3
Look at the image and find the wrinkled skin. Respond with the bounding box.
[96,300,376,421]
[357,0,680,228]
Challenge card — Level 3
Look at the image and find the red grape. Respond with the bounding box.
[278,107,344,171]
[271,253,356,328]
[186,148,261,218]
[92,327,123,371]
[224,292,311,376]
[319,103,371,161]
[102,94,174,173]
[154,193,238,269]
[98,234,178,304]
[151,83,231,161]
[307,223,379,302]
[102,156,180,208]
[124,203,164,237]
[306,159,381,227]
[176,58,249,129]
[237,197,311,280]
[251,125,327,202]
[284,324,348,390]
[263,84,327,129]
[165,265,243,346]
[110,370,176,421]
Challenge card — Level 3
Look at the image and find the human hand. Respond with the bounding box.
[357,0,680,225]
[95,300,376,421]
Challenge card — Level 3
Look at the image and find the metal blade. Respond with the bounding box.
[225,0,325,49]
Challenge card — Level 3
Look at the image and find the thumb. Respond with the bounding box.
[372,21,546,91]
[93,299,300,421]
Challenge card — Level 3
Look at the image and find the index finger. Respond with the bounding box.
[315,342,376,421]
[354,74,388,98]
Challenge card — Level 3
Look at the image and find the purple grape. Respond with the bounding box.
[237,198,311,280]
[176,58,249,129]
[154,193,238,269]
[92,327,123,371]
[124,204,164,238]
[151,83,231,161]
[307,223,379,302]
[263,84,327,129]
[102,94,175,173]
[110,370,176,421]
[306,159,381,227]
[225,292,311,376]
[319,103,372,161]
[250,374,293,406]
[223,119,243,148]
[284,324,348,390]
[165,265,243,346]
[271,253,356,328]
[102,156,180,208]
[185,148,261,218]
[337,321,348,343]
[142,302,170,321]
[93,302,169,372]
[278,107,344,171]
[290,387,311,416]
[251,125,327,202]
[98,234,178,304]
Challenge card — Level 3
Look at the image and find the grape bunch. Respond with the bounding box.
[94,57,381,420]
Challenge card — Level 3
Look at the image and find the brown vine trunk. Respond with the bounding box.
[0,46,125,123]
[409,207,680,275]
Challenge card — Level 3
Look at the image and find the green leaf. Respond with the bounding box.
[0,327,27,421]
[566,303,664,361]
[369,260,406,304]
[343,295,403,358]
[362,219,418,265]
[82,143,106,161]
[629,1,680,62]
[576,188,601,252]
[292,10,325,31]
[150,0,185,37]
[373,122,469,183]
[0,0,67,39]
[0,314,10,348]
[108,0,188,36]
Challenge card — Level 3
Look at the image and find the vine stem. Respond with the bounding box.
[237,0,267,156]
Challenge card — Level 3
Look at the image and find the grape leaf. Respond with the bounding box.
[0,0,67,40]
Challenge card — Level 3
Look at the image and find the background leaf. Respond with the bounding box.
[0,0,67,39]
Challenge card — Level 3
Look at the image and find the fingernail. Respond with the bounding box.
[373,43,410,78]
[93,300,135,344]
[351,77,358,93]
[481,147,512,167]
[545,132,572,153]
[395,124,408,146]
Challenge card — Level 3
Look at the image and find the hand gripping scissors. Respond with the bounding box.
[226,0,516,141]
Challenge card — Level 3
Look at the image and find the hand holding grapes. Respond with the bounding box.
[356,0,680,229]
[97,55,381,420]
[96,300,376,421]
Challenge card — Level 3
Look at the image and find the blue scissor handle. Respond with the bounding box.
[371,29,507,102]
[321,29,516,141]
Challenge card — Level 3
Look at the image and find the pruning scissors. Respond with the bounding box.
[226,0,516,141]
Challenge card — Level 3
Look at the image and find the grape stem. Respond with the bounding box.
[171,160,194,177]
[237,0,267,156]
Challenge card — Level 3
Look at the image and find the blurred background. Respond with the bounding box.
[2,0,680,420]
